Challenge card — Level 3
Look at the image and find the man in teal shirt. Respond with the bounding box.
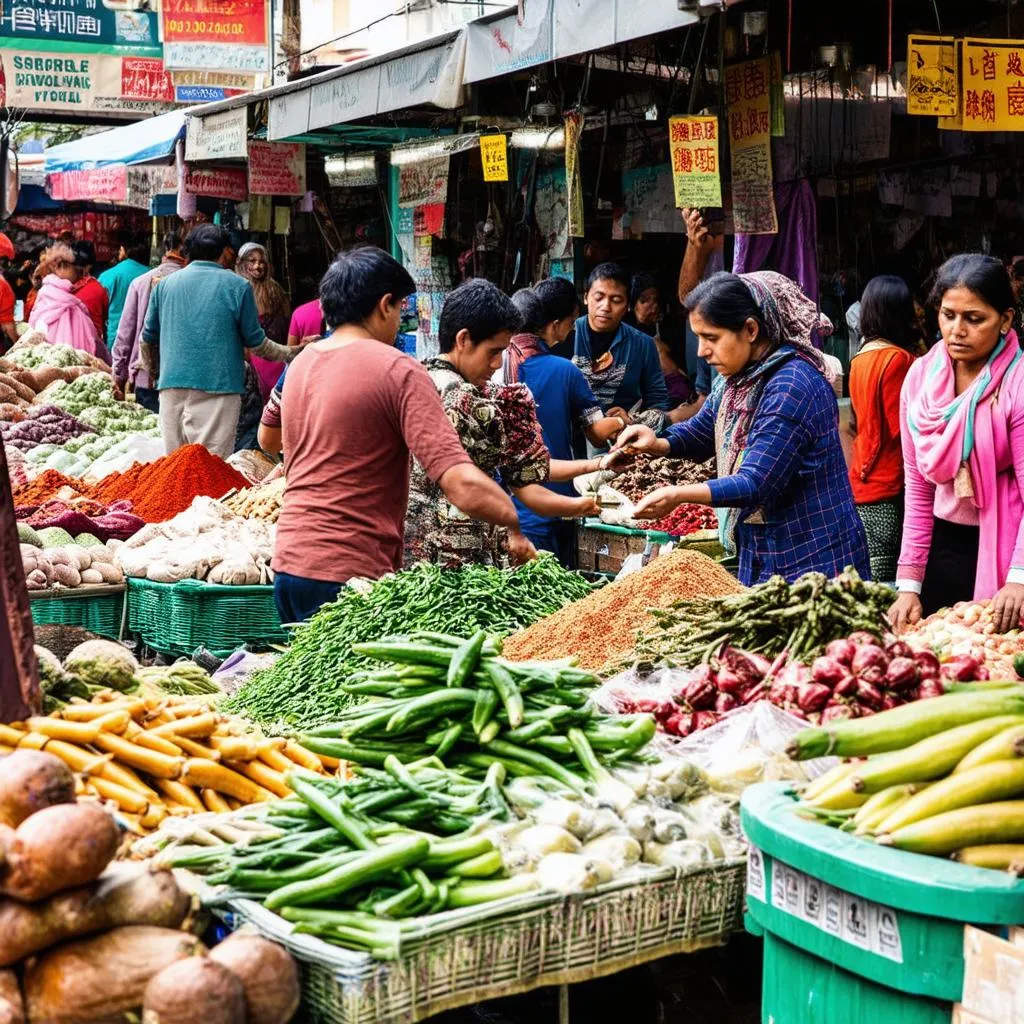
[98,237,150,349]
[141,224,301,458]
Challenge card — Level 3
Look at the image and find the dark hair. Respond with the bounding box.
[71,240,96,268]
[318,246,414,329]
[859,275,917,352]
[684,272,768,339]
[534,276,580,322]
[585,262,630,295]
[630,272,659,307]
[438,279,522,354]
[161,231,182,256]
[929,254,1016,315]
[126,237,151,264]
[511,288,547,334]
[184,224,229,263]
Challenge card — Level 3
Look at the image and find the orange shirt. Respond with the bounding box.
[848,342,916,504]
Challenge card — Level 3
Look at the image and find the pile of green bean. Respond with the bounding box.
[628,568,894,669]
[224,556,595,729]
[294,632,656,797]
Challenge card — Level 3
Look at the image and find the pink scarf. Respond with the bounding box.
[28,276,99,357]
[907,329,1024,596]
[503,333,548,385]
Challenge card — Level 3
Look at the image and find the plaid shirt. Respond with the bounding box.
[665,358,870,584]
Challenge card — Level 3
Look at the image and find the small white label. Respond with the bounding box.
[747,846,766,903]
[756,852,903,964]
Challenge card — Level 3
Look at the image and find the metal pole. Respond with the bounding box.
[558,984,570,1024]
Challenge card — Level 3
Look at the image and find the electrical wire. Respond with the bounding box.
[931,0,941,34]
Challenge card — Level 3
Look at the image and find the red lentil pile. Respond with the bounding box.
[501,549,744,671]
[12,470,87,507]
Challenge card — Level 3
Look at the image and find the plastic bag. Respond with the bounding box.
[210,648,280,695]
[225,449,278,486]
[83,435,165,483]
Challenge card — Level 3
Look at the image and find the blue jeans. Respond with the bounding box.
[274,572,344,624]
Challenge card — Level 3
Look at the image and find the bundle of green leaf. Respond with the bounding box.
[224,556,595,729]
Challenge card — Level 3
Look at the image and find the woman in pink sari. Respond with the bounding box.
[28,244,108,363]
[890,254,1024,634]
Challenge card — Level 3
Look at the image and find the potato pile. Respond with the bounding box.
[0,750,300,1024]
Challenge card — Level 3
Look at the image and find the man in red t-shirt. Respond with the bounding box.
[70,240,109,345]
[272,247,521,623]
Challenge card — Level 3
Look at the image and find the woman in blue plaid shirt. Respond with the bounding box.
[612,271,870,585]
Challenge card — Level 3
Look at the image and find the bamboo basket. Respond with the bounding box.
[211,858,746,1024]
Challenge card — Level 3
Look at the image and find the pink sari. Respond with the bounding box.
[28,276,100,358]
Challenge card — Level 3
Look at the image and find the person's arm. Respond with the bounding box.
[667,393,707,424]
[237,285,297,361]
[677,208,713,304]
[512,483,599,519]
[257,424,282,457]
[548,456,601,482]
[438,463,519,530]
[989,383,1024,632]
[586,416,625,445]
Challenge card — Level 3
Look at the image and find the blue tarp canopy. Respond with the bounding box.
[44,111,186,174]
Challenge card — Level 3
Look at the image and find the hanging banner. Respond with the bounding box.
[479,135,509,182]
[564,111,585,239]
[161,0,269,73]
[248,141,306,196]
[770,52,785,136]
[125,165,179,210]
[961,38,1024,131]
[397,156,449,208]
[184,165,248,201]
[185,108,248,161]
[668,115,722,208]
[0,0,159,54]
[907,35,958,117]
[47,166,128,204]
[113,57,175,103]
[725,57,778,235]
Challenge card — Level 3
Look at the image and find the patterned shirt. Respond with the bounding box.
[664,358,870,584]
[405,358,549,568]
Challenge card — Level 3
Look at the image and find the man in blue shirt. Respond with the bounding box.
[141,224,300,458]
[98,236,150,350]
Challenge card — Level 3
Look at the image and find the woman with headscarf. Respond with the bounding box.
[235,242,291,400]
[612,271,869,585]
[28,244,107,362]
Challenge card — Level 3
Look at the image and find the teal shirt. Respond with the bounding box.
[98,258,149,345]
[142,261,266,395]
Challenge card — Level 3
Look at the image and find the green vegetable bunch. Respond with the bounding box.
[224,556,595,729]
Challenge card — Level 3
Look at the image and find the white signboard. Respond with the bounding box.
[185,106,248,161]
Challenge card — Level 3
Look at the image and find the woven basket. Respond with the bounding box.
[126,578,286,657]
[215,859,746,1024]
[30,588,125,640]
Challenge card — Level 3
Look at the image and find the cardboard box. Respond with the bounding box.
[953,1005,1002,1024]
[961,926,1024,1024]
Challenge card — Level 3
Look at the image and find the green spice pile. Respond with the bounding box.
[225,556,595,729]
[627,568,893,669]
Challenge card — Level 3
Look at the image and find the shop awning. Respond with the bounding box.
[44,110,187,174]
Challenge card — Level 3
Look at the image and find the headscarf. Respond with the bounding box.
[503,333,548,384]
[714,270,834,554]
[28,275,100,357]
[236,242,289,320]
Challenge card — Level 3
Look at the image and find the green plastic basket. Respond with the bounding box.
[31,589,125,640]
[126,578,286,657]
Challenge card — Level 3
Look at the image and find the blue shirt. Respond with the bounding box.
[142,261,266,395]
[512,342,602,536]
[572,316,670,430]
[98,258,149,345]
[664,357,870,585]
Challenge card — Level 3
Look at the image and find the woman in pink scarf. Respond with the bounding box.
[27,244,107,363]
[891,254,1024,634]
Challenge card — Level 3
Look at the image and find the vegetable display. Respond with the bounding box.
[0,405,94,452]
[18,497,145,544]
[20,542,124,591]
[625,568,893,671]
[607,453,716,502]
[904,600,1024,678]
[502,549,743,671]
[647,504,719,538]
[3,342,96,370]
[223,477,286,524]
[790,686,1024,871]
[225,556,596,729]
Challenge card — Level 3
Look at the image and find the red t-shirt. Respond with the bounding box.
[0,277,15,353]
[72,276,109,341]
[273,338,472,583]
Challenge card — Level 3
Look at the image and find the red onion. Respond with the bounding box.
[940,654,982,683]
[886,639,915,661]
[917,679,946,700]
[855,679,885,710]
[824,638,857,667]
[849,630,883,647]
[822,702,859,723]
[676,668,717,710]
[715,692,739,714]
[880,692,904,710]
[834,674,859,698]
[718,647,770,687]
[692,711,719,731]
[811,655,848,688]
[852,643,889,685]
[884,656,920,692]
[797,682,833,713]
[716,667,746,696]
[913,649,941,680]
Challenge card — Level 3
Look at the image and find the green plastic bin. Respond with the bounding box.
[740,782,1024,1024]
[126,578,286,657]
[30,587,125,640]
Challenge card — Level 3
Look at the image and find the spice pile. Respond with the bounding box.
[0,405,94,451]
[648,504,718,537]
[225,555,596,729]
[223,476,286,523]
[611,454,716,503]
[12,468,84,506]
[501,549,744,670]
[90,445,247,522]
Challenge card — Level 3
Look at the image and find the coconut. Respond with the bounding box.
[142,958,245,1024]
[209,934,300,1024]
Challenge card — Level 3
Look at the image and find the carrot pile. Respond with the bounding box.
[0,691,338,834]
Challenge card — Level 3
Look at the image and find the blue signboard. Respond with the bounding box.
[0,0,160,54]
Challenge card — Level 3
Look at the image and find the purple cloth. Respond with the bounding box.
[733,179,821,348]
[111,257,184,389]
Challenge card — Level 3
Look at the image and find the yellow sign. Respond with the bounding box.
[668,116,722,208]
[962,37,1024,131]
[907,35,958,117]
[479,134,509,182]
[725,57,777,235]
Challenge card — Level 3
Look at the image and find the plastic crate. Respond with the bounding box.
[30,588,125,640]
[126,578,286,657]
[740,782,1024,1024]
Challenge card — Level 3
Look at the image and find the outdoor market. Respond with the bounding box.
[8,1,1024,1023]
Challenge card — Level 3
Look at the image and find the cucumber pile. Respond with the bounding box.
[791,684,1024,871]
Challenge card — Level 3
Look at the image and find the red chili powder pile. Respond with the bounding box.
[12,469,88,507]
[87,445,248,523]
